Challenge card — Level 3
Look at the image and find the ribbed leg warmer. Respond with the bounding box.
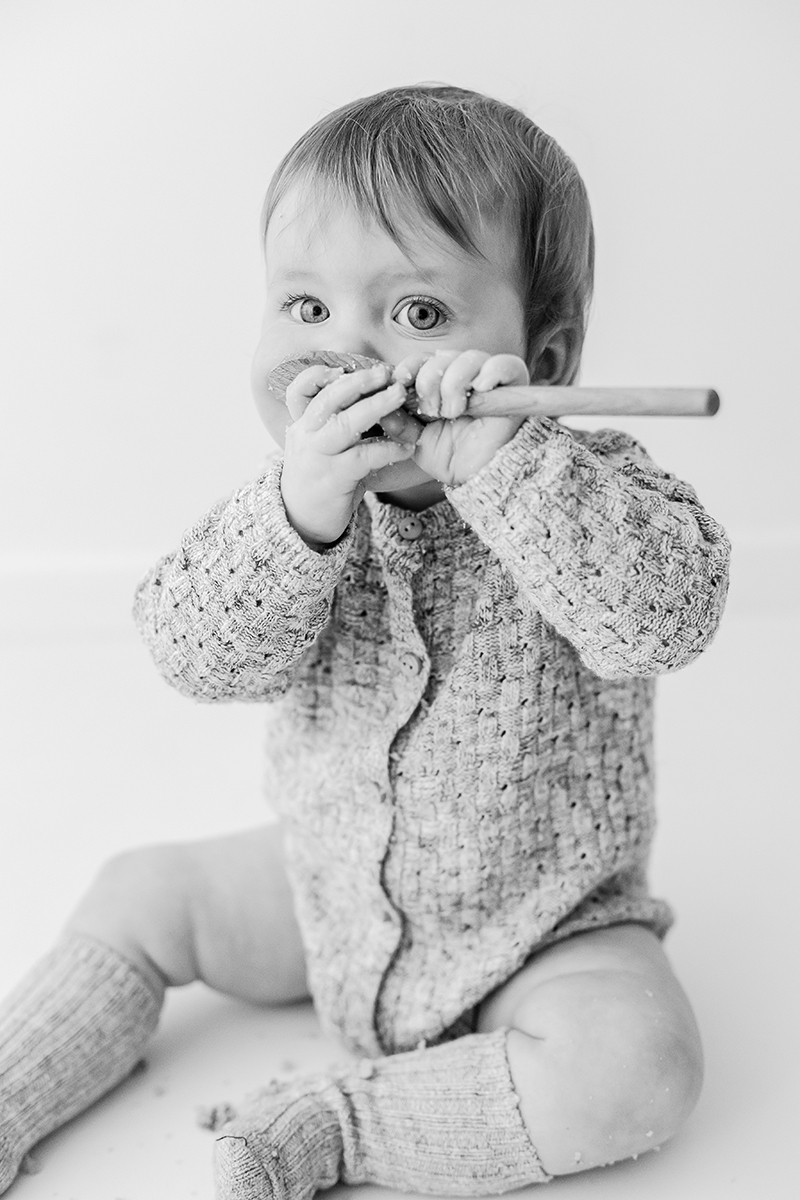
[0,931,162,1194]
[213,1027,551,1198]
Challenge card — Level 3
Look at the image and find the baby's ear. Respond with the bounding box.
[528,323,581,385]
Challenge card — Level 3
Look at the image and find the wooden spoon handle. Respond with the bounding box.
[464,386,719,418]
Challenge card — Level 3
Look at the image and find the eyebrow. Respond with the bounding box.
[270,270,321,283]
[269,266,449,287]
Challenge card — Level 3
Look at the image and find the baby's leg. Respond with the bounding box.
[211,922,702,1198]
[66,823,308,1003]
[476,922,704,1174]
[0,824,306,1195]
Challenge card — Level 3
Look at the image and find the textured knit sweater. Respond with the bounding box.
[134,417,730,1058]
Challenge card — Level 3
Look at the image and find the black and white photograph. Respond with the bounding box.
[1,2,797,1197]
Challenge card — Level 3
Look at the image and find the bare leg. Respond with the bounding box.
[66,822,308,1004]
[477,922,704,1174]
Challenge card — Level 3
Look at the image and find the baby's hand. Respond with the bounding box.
[281,362,414,547]
[395,350,530,420]
[384,350,529,486]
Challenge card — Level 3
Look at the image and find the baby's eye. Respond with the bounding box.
[394,297,448,332]
[285,295,330,324]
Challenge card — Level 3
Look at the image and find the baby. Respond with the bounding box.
[0,85,730,1197]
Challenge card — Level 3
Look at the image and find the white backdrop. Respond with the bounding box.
[0,0,798,627]
[1,9,799,1195]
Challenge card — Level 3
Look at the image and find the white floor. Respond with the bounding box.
[1,609,797,1199]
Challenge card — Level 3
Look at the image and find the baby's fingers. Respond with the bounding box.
[302,363,393,432]
[470,353,530,394]
[285,365,345,422]
[343,436,416,480]
[310,381,410,454]
[379,406,423,447]
[412,351,462,419]
[438,350,493,419]
[392,352,433,389]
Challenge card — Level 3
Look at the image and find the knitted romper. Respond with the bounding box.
[134,417,730,1059]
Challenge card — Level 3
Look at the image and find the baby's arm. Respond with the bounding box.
[446,418,730,678]
[133,457,353,702]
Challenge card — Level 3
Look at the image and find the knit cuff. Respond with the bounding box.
[444,417,557,524]
[250,457,356,583]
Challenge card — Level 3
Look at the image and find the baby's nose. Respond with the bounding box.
[326,332,387,365]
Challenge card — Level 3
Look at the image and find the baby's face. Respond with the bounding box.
[252,183,527,492]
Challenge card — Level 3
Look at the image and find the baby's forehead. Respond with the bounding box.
[267,183,435,245]
[266,181,516,274]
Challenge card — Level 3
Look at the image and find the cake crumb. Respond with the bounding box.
[196,1102,237,1131]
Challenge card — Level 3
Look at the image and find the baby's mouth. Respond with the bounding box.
[362,424,388,440]
[266,351,429,437]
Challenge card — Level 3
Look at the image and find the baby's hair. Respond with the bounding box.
[262,84,594,383]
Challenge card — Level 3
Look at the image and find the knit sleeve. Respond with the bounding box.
[133,457,354,701]
[445,418,730,679]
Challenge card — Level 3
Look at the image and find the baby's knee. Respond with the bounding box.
[599,975,704,1149]
[509,968,703,1173]
[66,844,201,989]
